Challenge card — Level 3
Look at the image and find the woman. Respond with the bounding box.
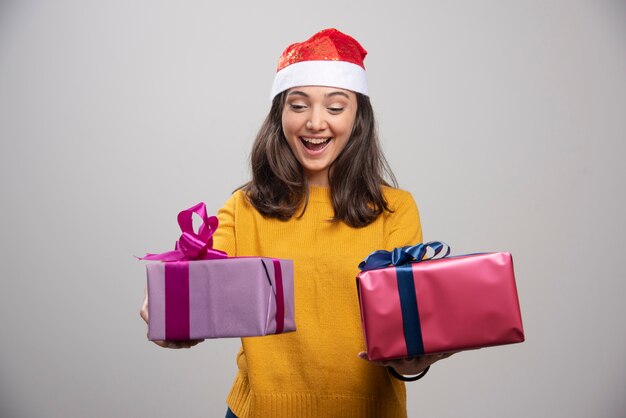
[141,28,451,418]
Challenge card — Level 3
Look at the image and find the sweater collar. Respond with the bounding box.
[308,186,331,203]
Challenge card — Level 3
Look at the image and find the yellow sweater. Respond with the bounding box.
[212,186,422,418]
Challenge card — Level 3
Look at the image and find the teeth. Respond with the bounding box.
[301,137,331,144]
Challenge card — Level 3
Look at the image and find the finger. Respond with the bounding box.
[420,353,451,367]
[358,352,387,367]
[152,338,192,349]
[139,308,148,323]
[161,339,205,349]
[430,352,454,362]
[187,339,204,347]
[153,340,168,348]
[140,288,149,323]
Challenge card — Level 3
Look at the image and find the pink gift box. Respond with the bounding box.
[356,249,524,361]
[147,257,295,341]
[139,202,296,341]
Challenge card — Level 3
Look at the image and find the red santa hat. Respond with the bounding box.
[270,28,369,99]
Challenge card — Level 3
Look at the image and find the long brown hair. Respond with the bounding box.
[241,91,397,228]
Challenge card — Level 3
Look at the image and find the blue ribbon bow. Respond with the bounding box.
[358,241,450,271]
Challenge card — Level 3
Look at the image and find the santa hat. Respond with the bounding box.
[270,28,369,99]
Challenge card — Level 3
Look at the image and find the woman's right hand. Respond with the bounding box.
[140,285,205,349]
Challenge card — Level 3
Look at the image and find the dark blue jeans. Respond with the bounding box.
[225,408,237,418]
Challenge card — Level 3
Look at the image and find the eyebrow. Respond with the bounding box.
[326,91,350,99]
[287,90,351,99]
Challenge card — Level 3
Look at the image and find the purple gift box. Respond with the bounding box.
[140,202,295,341]
[147,257,295,341]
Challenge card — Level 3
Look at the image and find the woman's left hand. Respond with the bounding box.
[358,351,456,375]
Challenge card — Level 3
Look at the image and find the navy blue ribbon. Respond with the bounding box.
[359,242,450,356]
[358,241,450,272]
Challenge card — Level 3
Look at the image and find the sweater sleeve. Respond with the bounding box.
[383,190,423,250]
[213,192,238,257]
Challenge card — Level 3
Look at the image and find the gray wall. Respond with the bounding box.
[1,1,624,417]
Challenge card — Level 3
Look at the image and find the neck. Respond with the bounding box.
[305,170,329,187]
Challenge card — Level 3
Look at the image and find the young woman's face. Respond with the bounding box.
[281,85,358,187]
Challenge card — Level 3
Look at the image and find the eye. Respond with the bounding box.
[328,107,344,113]
[289,103,308,112]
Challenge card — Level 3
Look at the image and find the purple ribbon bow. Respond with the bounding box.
[139,202,227,261]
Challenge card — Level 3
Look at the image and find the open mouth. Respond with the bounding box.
[300,137,332,152]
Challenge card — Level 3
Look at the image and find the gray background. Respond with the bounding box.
[1,0,625,417]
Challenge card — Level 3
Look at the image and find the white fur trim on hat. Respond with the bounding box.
[270,60,368,100]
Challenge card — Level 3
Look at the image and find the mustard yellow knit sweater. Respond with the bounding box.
[212,186,422,418]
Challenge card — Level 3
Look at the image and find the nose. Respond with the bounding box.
[306,107,327,131]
